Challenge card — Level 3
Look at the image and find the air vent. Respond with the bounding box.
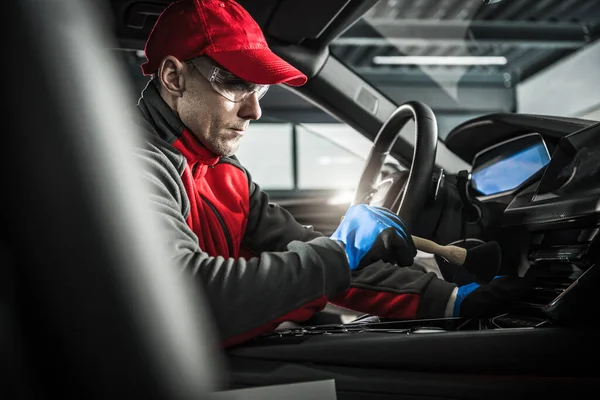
[520,262,584,309]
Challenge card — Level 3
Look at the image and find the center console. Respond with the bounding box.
[225,242,599,396]
[501,121,600,325]
[227,227,599,381]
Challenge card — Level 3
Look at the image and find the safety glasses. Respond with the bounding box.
[190,58,269,103]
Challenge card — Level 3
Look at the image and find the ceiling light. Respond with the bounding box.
[373,56,508,66]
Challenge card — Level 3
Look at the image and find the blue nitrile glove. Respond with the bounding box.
[330,204,416,271]
[453,275,531,317]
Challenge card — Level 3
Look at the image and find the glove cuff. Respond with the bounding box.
[444,287,458,318]
[416,278,457,319]
[453,282,480,316]
[333,240,351,268]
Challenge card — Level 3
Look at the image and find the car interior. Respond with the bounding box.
[4,0,600,399]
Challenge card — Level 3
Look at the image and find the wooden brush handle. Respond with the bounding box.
[412,236,467,266]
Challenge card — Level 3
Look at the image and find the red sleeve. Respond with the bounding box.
[330,262,456,319]
[222,296,327,348]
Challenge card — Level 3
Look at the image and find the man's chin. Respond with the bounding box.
[212,141,240,157]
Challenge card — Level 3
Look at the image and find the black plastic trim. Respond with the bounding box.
[228,327,599,375]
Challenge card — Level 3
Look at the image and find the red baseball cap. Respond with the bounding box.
[141,0,307,86]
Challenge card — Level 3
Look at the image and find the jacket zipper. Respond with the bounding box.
[198,193,234,257]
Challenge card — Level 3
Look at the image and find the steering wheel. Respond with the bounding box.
[353,101,438,229]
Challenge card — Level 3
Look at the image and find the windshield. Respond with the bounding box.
[331,0,600,141]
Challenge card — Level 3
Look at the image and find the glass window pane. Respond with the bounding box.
[297,124,366,190]
[234,123,293,190]
[297,123,403,191]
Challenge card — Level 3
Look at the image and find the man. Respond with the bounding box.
[133,0,526,348]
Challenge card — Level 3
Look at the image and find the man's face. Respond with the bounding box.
[174,58,263,157]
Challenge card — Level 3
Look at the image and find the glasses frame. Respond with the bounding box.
[190,58,269,103]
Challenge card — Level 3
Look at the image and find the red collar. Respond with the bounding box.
[173,128,220,169]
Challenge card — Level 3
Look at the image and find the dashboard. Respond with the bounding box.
[491,121,600,324]
[225,115,600,397]
[503,121,600,227]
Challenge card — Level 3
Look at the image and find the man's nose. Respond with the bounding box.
[238,92,262,121]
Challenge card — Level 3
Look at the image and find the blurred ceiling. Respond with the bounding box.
[331,0,600,88]
[115,0,600,125]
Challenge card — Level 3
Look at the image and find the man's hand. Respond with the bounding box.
[330,204,416,271]
[453,275,531,317]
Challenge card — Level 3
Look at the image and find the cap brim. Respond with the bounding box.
[208,49,307,87]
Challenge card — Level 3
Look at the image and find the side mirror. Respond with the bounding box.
[471,133,551,196]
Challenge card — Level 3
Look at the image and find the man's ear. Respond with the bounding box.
[157,56,187,98]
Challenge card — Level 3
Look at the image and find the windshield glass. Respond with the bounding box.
[331,0,600,141]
